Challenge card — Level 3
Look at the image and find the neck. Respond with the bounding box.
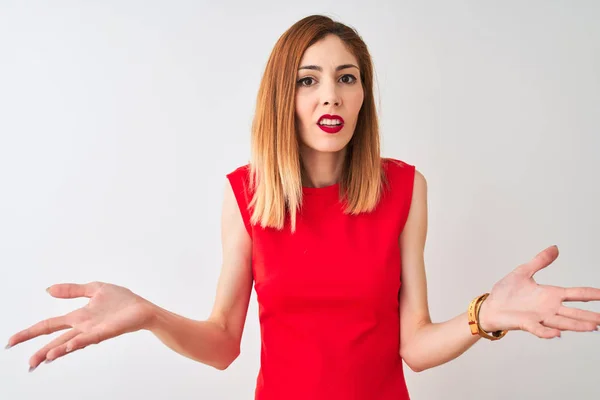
[300,146,347,188]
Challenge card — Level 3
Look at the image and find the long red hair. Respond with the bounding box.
[249,15,385,232]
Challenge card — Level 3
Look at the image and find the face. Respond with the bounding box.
[295,34,364,155]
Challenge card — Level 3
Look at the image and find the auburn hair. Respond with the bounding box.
[249,14,386,232]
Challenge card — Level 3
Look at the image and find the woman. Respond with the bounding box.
[6,14,600,400]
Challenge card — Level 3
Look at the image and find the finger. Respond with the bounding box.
[55,330,104,355]
[557,305,600,325]
[7,315,71,347]
[47,281,103,299]
[521,318,561,339]
[29,329,79,369]
[30,334,87,372]
[562,286,600,302]
[517,245,559,278]
[542,315,598,332]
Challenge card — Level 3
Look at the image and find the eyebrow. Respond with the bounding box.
[298,64,359,72]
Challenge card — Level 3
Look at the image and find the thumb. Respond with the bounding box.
[47,282,103,299]
[518,245,559,278]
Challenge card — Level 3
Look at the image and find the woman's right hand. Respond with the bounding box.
[6,281,155,371]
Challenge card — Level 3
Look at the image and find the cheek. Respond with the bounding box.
[348,90,364,116]
[295,98,309,125]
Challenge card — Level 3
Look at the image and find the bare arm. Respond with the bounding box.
[146,179,253,370]
[397,170,600,373]
[398,170,481,373]
[8,179,253,372]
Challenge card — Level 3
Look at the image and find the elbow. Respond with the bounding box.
[402,354,428,373]
[400,321,433,373]
[207,321,241,371]
[400,345,430,373]
[402,358,431,373]
[213,362,232,371]
[405,360,428,373]
[213,347,241,371]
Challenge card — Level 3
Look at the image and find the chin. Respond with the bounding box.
[301,137,352,154]
[299,127,354,154]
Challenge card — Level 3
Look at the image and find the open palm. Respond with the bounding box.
[480,245,600,338]
[6,282,153,371]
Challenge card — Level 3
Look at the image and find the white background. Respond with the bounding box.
[1,1,599,399]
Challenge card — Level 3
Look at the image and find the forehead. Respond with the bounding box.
[299,34,358,67]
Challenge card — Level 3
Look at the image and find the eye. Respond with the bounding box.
[297,77,315,87]
[340,74,357,84]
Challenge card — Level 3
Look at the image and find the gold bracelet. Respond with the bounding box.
[468,293,507,341]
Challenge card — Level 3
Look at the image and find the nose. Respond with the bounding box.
[321,81,341,107]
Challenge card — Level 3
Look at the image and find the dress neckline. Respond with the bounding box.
[301,182,340,196]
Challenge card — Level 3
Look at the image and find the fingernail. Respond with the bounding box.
[46,287,51,293]
[28,366,36,373]
[66,345,72,353]
[5,344,12,350]
[44,359,53,364]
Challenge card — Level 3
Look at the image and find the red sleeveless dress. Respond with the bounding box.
[226,158,415,400]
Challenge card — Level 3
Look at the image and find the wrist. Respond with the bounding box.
[478,298,496,333]
[141,300,162,332]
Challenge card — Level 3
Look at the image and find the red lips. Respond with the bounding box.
[318,114,345,124]
[317,114,345,134]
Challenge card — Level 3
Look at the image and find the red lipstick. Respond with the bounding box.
[317,114,345,134]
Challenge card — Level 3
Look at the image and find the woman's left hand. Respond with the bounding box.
[479,245,600,339]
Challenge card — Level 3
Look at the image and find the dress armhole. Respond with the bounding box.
[397,163,416,235]
[226,167,253,239]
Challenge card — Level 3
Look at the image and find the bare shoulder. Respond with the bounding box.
[408,168,427,215]
[401,167,428,243]
[413,169,427,194]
